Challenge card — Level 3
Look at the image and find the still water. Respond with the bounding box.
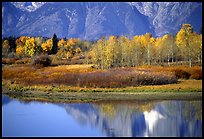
[2,95,202,137]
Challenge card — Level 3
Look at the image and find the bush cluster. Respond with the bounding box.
[2,58,19,64]
[32,55,52,67]
[22,68,177,88]
[173,69,191,79]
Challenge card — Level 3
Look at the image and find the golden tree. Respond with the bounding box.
[16,46,24,57]
[24,37,37,57]
[161,34,178,66]
[75,47,82,54]
[41,38,53,54]
[57,38,67,49]
[2,40,10,56]
[176,24,195,67]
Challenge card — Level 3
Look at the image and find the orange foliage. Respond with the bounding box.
[16,46,24,56]
[58,39,67,48]
[67,38,75,46]
[41,38,52,53]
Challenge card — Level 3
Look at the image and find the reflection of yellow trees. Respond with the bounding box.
[99,103,116,118]
[98,101,156,119]
[138,102,155,112]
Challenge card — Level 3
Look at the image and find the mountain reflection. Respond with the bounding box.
[58,101,202,137]
[2,95,12,106]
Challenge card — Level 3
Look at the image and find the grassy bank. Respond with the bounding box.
[2,79,202,103]
[2,64,202,102]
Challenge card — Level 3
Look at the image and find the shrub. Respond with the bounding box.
[174,69,191,79]
[15,58,31,64]
[49,55,68,66]
[69,59,84,65]
[7,52,16,58]
[32,55,52,67]
[2,58,18,64]
[189,70,202,80]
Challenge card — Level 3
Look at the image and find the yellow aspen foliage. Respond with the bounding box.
[66,51,73,59]
[154,37,163,49]
[58,39,67,48]
[35,37,44,47]
[189,33,202,63]
[108,35,117,43]
[176,24,195,67]
[24,37,37,57]
[75,47,82,54]
[16,46,24,56]
[67,38,75,46]
[41,38,53,53]
[150,37,155,45]
[154,37,163,62]
[199,34,202,64]
[2,40,10,56]
[3,40,10,49]
[176,24,193,49]
[15,36,29,46]
[139,35,148,48]
[104,35,118,68]
[199,34,202,49]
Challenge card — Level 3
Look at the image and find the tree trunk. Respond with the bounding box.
[167,54,170,66]
[147,45,150,65]
[189,58,192,67]
[175,56,178,66]
[188,49,192,67]
[171,50,174,63]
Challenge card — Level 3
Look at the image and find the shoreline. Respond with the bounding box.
[2,79,202,103]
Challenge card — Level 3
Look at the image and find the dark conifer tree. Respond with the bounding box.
[51,33,58,54]
[8,36,16,52]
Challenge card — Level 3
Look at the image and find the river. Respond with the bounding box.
[2,94,202,137]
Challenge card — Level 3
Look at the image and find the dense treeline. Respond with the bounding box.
[2,34,92,60]
[90,24,202,68]
[2,24,202,68]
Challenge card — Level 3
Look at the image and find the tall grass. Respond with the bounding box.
[3,65,178,88]
[135,66,202,80]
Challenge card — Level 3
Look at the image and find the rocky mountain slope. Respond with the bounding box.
[2,2,202,40]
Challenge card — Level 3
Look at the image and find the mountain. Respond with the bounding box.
[2,2,24,37]
[11,2,46,12]
[57,101,202,137]
[2,2,202,40]
[129,2,202,36]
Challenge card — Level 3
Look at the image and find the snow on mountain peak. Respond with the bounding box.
[129,2,202,36]
[11,2,46,12]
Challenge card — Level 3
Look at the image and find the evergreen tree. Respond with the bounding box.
[8,36,16,52]
[51,33,58,54]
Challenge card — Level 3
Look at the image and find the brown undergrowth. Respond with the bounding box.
[2,64,202,88]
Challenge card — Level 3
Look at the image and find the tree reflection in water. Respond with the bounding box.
[2,95,202,137]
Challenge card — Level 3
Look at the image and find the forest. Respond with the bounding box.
[2,24,202,68]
